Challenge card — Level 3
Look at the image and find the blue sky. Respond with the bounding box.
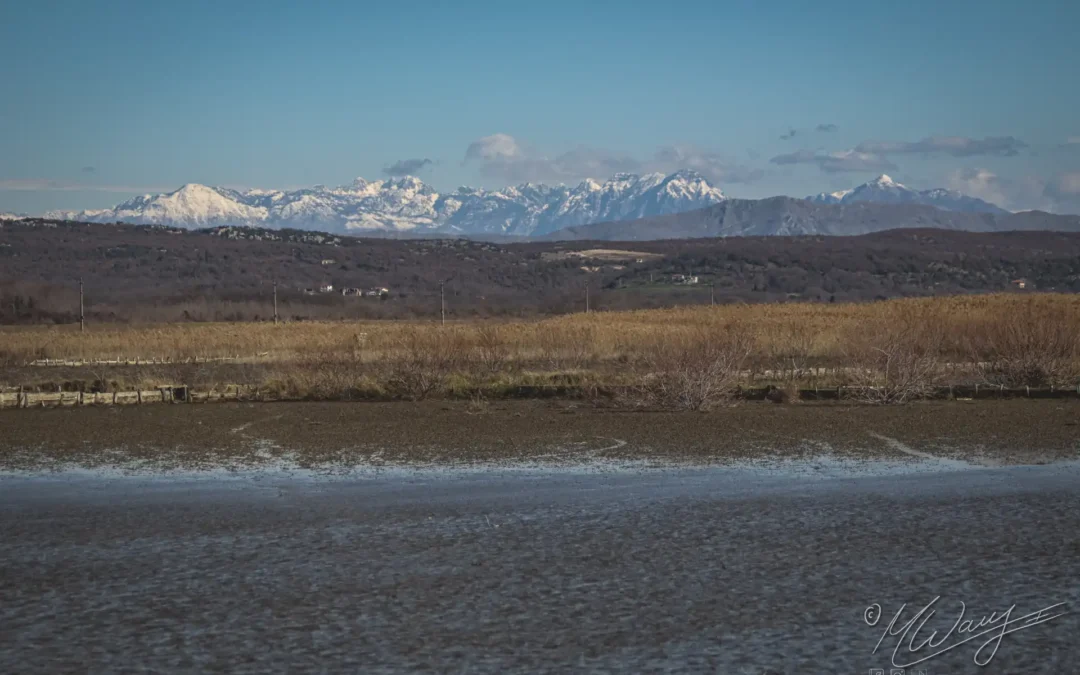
[2,0,1079,214]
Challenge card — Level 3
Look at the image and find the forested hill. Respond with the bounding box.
[2,219,1079,323]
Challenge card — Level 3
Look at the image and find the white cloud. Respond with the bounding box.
[651,145,763,183]
[463,134,762,184]
[464,133,525,162]
[945,169,1011,208]
[770,148,897,173]
[946,168,1080,214]
[1043,172,1080,213]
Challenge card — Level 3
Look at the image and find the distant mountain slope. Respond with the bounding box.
[44,171,727,237]
[808,174,1009,214]
[542,197,1080,241]
[0,212,28,221]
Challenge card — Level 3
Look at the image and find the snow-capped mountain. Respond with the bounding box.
[0,212,29,221]
[45,171,726,236]
[807,175,1008,214]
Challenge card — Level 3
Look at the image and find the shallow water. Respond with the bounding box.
[2,460,1078,673]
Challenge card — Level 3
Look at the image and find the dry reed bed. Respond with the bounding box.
[2,294,1078,407]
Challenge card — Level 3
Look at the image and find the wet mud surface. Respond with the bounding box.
[1,399,1078,472]
[2,465,1080,673]
[2,401,1079,673]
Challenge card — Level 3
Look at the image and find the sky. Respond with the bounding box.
[2,0,1079,215]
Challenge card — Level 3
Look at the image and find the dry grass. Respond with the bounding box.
[2,293,1079,405]
[840,304,947,404]
[627,324,754,411]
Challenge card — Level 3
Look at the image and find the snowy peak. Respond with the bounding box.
[44,171,727,236]
[807,175,1007,214]
[867,174,903,188]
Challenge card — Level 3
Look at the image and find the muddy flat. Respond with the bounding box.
[1,399,1078,472]
[1,401,1079,673]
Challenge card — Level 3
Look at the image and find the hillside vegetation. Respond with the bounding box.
[3,219,1080,324]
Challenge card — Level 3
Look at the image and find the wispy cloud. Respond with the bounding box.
[815,124,839,133]
[0,179,170,193]
[651,145,764,183]
[770,149,896,173]
[945,168,1012,209]
[855,135,1026,157]
[946,168,1080,214]
[1043,172,1080,213]
[382,158,432,176]
[462,133,763,184]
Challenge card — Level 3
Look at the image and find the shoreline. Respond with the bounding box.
[3,399,1077,475]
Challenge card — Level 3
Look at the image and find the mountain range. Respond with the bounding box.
[26,172,1080,241]
[544,197,1080,241]
[807,174,1009,214]
[44,171,725,237]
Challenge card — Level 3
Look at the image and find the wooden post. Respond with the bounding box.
[585,284,590,314]
[79,278,85,332]
[440,282,445,325]
[273,281,279,325]
[710,282,715,306]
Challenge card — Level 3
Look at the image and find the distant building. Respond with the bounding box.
[341,287,362,296]
[321,259,336,266]
[1011,278,1030,289]
[672,274,700,285]
[319,284,334,293]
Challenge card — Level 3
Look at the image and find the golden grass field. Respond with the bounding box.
[3,293,1079,406]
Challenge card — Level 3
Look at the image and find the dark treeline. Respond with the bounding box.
[2,219,1079,324]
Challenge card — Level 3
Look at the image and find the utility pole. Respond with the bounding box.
[79,278,85,333]
[710,282,715,306]
[585,284,590,314]
[440,282,446,325]
[273,281,279,325]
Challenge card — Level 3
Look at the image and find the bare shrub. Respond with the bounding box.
[842,304,944,404]
[382,326,465,400]
[265,334,372,400]
[965,302,1080,388]
[763,322,820,386]
[536,323,597,371]
[280,361,367,400]
[472,324,512,375]
[631,325,753,411]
